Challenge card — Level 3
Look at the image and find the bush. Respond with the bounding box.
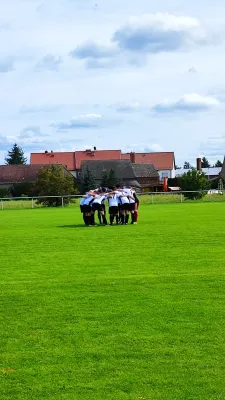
[34,165,77,207]
[11,182,35,197]
[0,188,10,198]
[180,169,210,200]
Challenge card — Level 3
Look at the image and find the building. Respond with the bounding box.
[30,149,176,181]
[176,158,222,181]
[122,152,176,180]
[81,160,161,191]
[0,164,72,190]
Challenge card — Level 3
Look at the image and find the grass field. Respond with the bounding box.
[1,203,225,399]
[1,192,225,209]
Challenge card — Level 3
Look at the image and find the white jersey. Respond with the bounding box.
[92,195,107,205]
[108,193,119,207]
[83,195,94,205]
[123,188,135,204]
[119,192,129,204]
[80,197,86,206]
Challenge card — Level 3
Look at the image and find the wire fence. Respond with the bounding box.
[1,190,225,210]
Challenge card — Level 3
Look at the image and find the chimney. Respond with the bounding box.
[130,152,136,163]
[197,158,202,170]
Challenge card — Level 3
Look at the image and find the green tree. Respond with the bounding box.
[201,157,210,168]
[107,169,118,188]
[5,143,27,165]
[214,160,223,167]
[81,166,95,193]
[101,170,109,188]
[180,169,210,199]
[11,182,34,197]
[183,161,193,169]
[0,188,10,198]
[34,165,76,207]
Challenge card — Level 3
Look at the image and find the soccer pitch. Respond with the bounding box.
[1,203,225,400]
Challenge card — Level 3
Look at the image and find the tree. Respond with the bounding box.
[11,182,34,197]
[0,188,10,198]
[34,165,76,207]
[183,161,193,169]
[101,170,109,188]
[214,160,223,167]
[81,166,95,193]
[201,157,210,168]
[5,143,27,165]
[180,169,210,199]
[107,169,118,188]
[101,168,119,188]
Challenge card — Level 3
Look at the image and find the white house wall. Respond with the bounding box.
[158,169,175,180]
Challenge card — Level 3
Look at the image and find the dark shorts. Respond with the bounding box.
[92,203,104,212]
[121,203,130,211]
[109,206,118,215]
[83,204,92,213]
[80,205,84,213]
[129,203,135,211]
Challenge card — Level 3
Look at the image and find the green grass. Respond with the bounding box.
[1,203,225,399]
[1,192,225,209]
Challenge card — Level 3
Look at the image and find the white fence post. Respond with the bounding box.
[61,197,64,207]
[32,198,34,209]
[180,193,183,203]
[151,194,154,204]
[1,199,3,210]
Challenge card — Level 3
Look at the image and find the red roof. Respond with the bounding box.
[121,152,175,170]
[74,150,121,169]
[30,150,175,171]
[30,152,75,170]
[0,164,49,184]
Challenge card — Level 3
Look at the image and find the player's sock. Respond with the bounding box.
[131,213,135,224]
[116,215,119,224]
[125,214,129,224]
[120,214,125,224]
[110,215,114,225]
[134,210,138,222]
[103,215,108,225]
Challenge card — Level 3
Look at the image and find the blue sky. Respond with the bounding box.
[1,0,225,166]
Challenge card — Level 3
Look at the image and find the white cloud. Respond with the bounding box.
[115,101,140,112]
[152,93,220,113]
[0,1,225,166]
[51,113,103,130]
[113,13,211,53]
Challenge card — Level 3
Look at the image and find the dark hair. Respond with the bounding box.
[116,184,121,189]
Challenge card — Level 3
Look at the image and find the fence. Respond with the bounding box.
[1,191,225,210]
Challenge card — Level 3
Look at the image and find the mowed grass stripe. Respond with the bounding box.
[1,203,225,399]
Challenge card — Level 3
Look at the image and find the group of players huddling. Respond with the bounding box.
[80,185,139,226]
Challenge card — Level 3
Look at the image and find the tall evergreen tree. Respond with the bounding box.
[5,143,27,165]
[81,166,95,192]
[201,157,210,168]
[183,161,193,169]
[214,160,223,167]
[107,169,118,188]
[101,170,109,188]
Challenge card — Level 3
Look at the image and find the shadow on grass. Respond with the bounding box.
[58,224,119,229]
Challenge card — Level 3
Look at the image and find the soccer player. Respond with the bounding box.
[91,191,108,225]
[107,192,119,225]
[117,191,131,225]
[82,192,96,226]
[79,196,86,224]
[123,187,136,224]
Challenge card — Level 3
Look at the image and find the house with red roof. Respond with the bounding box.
[30,148,176,181]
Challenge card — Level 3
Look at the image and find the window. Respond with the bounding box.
[162,173,169,179]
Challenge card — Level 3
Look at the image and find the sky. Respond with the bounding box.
[1,0,225,167]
